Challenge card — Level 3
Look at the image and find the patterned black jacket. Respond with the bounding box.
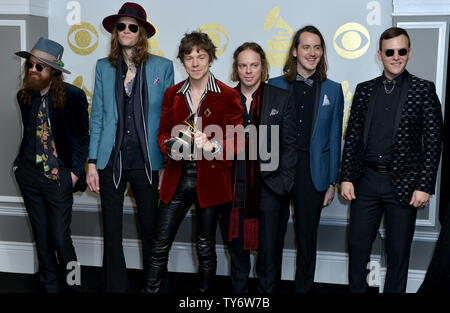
[340,71,444,205]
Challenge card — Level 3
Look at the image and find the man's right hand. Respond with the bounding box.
[340,181,356,201]
[86,163,100,194]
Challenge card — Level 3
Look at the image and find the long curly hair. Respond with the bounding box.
[20,66,66,108]
[283,25,328,83]
[108,22,149,68]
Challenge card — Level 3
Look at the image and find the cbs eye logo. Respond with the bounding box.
[67,22,99,56]
[199,23,229,57]
[333,22,370,59]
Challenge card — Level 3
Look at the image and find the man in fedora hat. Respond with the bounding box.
[14,37,89,293]
[86,2,174,292]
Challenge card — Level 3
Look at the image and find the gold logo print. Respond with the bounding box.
[67,22,99,56]
[143,9,165,57]
[264,6,293,67]
[340,81,354,140]
[333,23,370,59]
[199,23,229,57]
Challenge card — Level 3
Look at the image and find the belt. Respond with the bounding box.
[364,161,392,173]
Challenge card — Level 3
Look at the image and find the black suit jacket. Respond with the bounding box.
[340,71,444,205]
[16,82,90,192]
[259,83,297,196]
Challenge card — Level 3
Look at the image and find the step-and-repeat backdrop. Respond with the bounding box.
[49,0,392,221]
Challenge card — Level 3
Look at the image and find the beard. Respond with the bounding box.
[23,71,52,91]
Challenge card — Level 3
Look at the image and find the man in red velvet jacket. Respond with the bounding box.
[142,31,243,293]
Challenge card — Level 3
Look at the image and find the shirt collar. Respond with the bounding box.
[177,71,221,94]
[382,70,407,87]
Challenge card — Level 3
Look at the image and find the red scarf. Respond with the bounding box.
[229,83,264,250]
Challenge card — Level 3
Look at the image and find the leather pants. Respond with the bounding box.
[142,161,222,293]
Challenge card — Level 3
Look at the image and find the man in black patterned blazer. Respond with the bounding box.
[340,27,443,293]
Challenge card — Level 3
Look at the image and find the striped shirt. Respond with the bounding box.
[176,71,221,126]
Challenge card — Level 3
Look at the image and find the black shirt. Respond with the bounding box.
[364,71,407,165]
[236,89,255,183]
[107,62,145,169]
[293,73,318,152]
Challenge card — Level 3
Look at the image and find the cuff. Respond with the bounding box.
[88,159,97,164]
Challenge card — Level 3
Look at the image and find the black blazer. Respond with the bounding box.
[16,82,90,192]
[259,83,297,196]
[340,71,444,205]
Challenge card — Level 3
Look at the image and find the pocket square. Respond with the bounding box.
[269,109,279,116]
[153,77,160,85]
[322,94,330,106]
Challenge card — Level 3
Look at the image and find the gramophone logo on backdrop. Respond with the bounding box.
[67,22,99,55]
[147,20,165,57]
[264,7,293,67]
[333,22,370,59]
[199,23,229,57]
[340,80,354,140]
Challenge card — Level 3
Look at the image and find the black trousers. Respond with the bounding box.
[223,183,289,293]
[279,151,326,293]
[143,161,223,293]
[348,166,417,293]
[15,161,78,293]
[98,166,160,293]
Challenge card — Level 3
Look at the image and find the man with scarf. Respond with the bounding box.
[224,42,297,293]
[86,2,174,292]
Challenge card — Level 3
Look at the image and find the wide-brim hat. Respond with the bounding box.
[15,37,71,74]
[102,2,156,38]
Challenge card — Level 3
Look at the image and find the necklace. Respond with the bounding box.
[383,79,396,94]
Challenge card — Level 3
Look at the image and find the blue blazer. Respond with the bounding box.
[89,54,174,170]
[268,75,344,191]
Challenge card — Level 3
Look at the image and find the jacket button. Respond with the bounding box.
[211,165,215,168]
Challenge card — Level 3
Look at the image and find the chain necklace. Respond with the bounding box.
[383,79,396,94]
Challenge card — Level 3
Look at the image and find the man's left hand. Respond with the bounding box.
[322,184,335,208]
[194,131,212,151]
[409,190,430,208]
[71,172,78,187]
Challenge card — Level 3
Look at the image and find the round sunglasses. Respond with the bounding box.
[116,23,139,33]
[384,48,408,57]
[25,60,49,72]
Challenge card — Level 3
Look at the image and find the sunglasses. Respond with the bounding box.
[384,48,408,57]
[25,60,49,72]
[116,23,139,33]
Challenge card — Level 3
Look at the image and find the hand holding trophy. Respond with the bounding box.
[164,113,197,160]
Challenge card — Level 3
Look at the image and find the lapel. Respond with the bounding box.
[145,59,153,107]
[363,77,382,147]
[310,81,322,139]
[260,83,270,125]
[199,91,219,125]
[392,72,411,140]
[104,64,118,120]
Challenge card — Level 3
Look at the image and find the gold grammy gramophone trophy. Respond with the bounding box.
[164,113,197,153]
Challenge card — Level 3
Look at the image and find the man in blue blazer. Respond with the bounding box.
[86,2,174,292]
[269,25,344,293]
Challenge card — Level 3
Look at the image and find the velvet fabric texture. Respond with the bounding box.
[229,83,264,250]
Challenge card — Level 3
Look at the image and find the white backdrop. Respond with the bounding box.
[48,0,392,223]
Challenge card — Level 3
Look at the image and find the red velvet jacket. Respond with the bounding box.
[158,78,244,208]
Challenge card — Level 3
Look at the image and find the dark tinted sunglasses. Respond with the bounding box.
[25,60,49,72]
[385,48,408,57]
[117,23,139,33]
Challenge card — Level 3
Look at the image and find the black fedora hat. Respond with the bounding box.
[102,2,156,38]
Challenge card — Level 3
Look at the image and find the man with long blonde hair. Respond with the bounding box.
[87,2,174,292]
